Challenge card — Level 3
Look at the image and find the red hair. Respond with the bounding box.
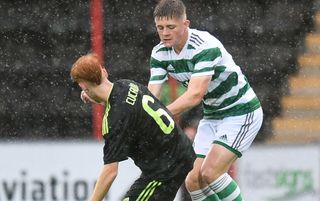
[70,53,103,85]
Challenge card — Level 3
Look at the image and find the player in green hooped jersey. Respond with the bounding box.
[70,53,196,201]
[148,0,263,201]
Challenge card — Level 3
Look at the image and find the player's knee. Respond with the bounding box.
[185,171,200,192]
[200,166,220,184]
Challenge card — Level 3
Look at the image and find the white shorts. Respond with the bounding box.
[194,107,263,158]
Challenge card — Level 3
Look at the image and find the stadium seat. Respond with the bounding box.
[0,0,314,142]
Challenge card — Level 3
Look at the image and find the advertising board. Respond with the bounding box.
[237,145,320,201]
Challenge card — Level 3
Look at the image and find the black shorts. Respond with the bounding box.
[123,171,188,201]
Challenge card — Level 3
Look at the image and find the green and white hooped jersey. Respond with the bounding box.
[149,28,261,119]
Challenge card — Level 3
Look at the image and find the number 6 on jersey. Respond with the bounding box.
[142,95,175,134]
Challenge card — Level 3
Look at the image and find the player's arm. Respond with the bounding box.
[148,83,163,99]
[148,54,167,99]
[167,75,211,116]
[89,162,118,201]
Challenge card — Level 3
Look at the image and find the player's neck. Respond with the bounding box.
[95,80,113,105]
[174,29,189,54]
[103,80,113,104]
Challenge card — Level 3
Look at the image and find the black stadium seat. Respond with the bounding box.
[0,0,314,141]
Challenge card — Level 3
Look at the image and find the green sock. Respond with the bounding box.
[189,186,220,201]
[203,194,220,201]
[209,173,243,201]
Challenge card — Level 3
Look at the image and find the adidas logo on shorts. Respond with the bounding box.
[219,134,227,142]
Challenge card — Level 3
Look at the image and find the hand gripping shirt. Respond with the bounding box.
[149,28,261,119]
[102,79,196,179]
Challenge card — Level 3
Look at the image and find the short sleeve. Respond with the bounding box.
[103,104,133,164]
[192,47,222,77]
[149,56,168,84]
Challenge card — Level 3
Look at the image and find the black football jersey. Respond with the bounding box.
[102,79,196,178]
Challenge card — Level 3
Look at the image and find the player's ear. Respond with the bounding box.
[184,19,190,28]
[101,68,108,79]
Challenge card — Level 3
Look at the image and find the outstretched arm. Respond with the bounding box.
[148,83,163,99]
[89,162,118,201]
[167,75,211,116]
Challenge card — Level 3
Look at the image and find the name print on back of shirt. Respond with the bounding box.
[126,83,139,106]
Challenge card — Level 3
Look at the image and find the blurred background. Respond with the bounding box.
[1,0,320,200]
[0,0,317,142]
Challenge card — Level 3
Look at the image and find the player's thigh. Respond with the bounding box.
[193,119,218,157]
[201,143,238,181]
[201,108,263,180]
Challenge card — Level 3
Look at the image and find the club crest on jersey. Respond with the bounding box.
[187,60,194,71]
